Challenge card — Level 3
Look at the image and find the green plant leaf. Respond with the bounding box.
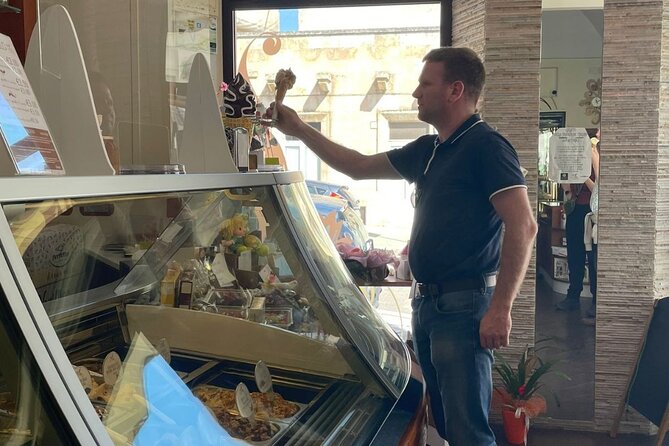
[493,340,571,404]
[524,361,555,395]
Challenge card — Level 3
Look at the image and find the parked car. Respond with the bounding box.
[310,194,370,252]
[306,180,361,211]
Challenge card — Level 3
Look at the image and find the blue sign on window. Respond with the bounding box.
[279,9,298,33]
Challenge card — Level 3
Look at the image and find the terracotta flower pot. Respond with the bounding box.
[502,408,527,445]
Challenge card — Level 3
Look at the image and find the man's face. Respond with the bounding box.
[412,62,452,125]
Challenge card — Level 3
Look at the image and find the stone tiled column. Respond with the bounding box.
[452,0,541,354]
[596,0,665,432]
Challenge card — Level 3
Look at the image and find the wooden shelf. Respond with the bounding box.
[0,0,37,63]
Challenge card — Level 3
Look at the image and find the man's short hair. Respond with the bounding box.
[423,47,485,102]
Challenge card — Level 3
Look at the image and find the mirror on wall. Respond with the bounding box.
[535,3,603,421]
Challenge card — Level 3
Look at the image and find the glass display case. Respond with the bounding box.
[0,172,425,445]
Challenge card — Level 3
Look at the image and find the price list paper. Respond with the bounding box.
[0,34,63,175]
[548,127,591,184]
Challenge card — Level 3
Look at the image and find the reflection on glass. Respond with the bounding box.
[279,183,409,392]
[135,343,245,446]
[536,7,603,422]
[0,287,75,444]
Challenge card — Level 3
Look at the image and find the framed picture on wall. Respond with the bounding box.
[553,256,569,282]
[540,111,566,130]
[553,255,590,284]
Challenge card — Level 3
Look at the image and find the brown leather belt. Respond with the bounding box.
[416,274,497,298]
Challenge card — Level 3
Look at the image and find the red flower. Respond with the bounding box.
[518,385,526,397]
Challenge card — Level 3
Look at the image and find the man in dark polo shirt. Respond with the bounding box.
[266,47,537,446]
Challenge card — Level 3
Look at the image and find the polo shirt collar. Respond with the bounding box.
[435,113,483,147]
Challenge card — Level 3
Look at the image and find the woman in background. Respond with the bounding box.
[556,129,599,317]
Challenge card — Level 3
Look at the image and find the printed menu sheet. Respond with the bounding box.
[548,127,591,184]
[0,33,64,175]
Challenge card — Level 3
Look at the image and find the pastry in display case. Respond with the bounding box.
[0,172,427,445]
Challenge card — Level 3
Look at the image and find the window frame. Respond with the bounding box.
[222,0,452,82]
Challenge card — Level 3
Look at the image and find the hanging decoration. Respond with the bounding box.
[578,78,601,125]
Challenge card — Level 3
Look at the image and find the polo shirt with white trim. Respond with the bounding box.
[386,113,527,283]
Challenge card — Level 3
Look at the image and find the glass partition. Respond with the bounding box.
[37,0,222,166]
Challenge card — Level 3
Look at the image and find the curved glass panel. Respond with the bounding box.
[0,286,76,444]
[3,182,405,445]
[277,182,410,393]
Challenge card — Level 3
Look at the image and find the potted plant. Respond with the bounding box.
[493,343,569,445]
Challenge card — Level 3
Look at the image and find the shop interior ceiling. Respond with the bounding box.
[542,0,602,10]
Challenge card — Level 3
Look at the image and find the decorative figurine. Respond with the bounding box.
[220,213,268,256]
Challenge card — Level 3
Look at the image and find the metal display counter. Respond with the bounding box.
[0,172,426,445]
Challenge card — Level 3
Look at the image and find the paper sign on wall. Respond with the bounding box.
[0,33,63,175]
[548,127,592,184]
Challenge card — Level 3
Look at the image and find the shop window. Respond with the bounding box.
[279,9,299,33]
[229,4,439,233]
[285,122,322,180]
[380,121,432,199]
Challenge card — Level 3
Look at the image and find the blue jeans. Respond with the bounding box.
[411,285,496,446]
[566,203,596,300]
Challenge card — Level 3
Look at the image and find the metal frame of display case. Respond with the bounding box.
[0,247,101,444]
[0,172,414,445]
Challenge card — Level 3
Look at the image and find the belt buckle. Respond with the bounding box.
[417,283,438,297]
[417,283,428,298]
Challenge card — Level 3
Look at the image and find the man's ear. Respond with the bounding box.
[448,80,466,102]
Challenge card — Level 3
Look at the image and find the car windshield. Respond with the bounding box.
[312,197,369,252]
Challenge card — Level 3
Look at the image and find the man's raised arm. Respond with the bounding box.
[267,102,401,180]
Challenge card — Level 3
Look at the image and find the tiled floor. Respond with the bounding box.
[534,276,596,420]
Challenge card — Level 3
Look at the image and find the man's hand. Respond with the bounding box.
[479,305,512,350]
[264,102,305,138]
[482,187,536,350]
